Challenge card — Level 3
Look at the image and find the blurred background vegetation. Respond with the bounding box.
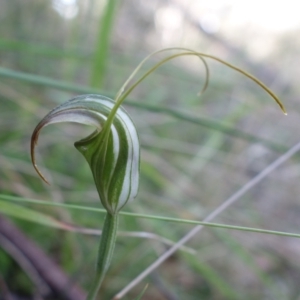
[1,0,300,299]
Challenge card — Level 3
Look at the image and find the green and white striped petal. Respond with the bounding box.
[31,94,140,214]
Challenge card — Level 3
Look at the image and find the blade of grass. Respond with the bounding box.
[0,67,288,153]
[90,0,118,88]
[134,284,148,300]
[166,101,253,202]
[183,253,240,300]
[214,231,285,299]
[1,195,300,240]
[0,199,196,255]
[0,39,89,60]
[0,200,72,230]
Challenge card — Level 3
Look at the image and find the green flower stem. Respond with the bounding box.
[87,212,119,300]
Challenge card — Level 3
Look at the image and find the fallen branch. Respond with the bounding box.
[0,215,86,300]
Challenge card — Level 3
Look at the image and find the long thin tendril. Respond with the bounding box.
[105,49,286,136]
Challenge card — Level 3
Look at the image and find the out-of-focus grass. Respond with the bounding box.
[1,1,300,299]
[90,0,118,88]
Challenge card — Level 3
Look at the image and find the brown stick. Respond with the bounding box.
[0,215,86,300]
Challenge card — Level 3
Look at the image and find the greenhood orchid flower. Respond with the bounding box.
[31,94,140,215]
[30,48,286,300]
[31,94,140,300]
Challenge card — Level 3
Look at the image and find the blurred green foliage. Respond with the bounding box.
[1,0,300,299]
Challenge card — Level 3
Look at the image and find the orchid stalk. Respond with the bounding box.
[31,95,140,299]
[31,48,286,300]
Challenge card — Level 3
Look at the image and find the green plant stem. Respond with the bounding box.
[87,212,119,300]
